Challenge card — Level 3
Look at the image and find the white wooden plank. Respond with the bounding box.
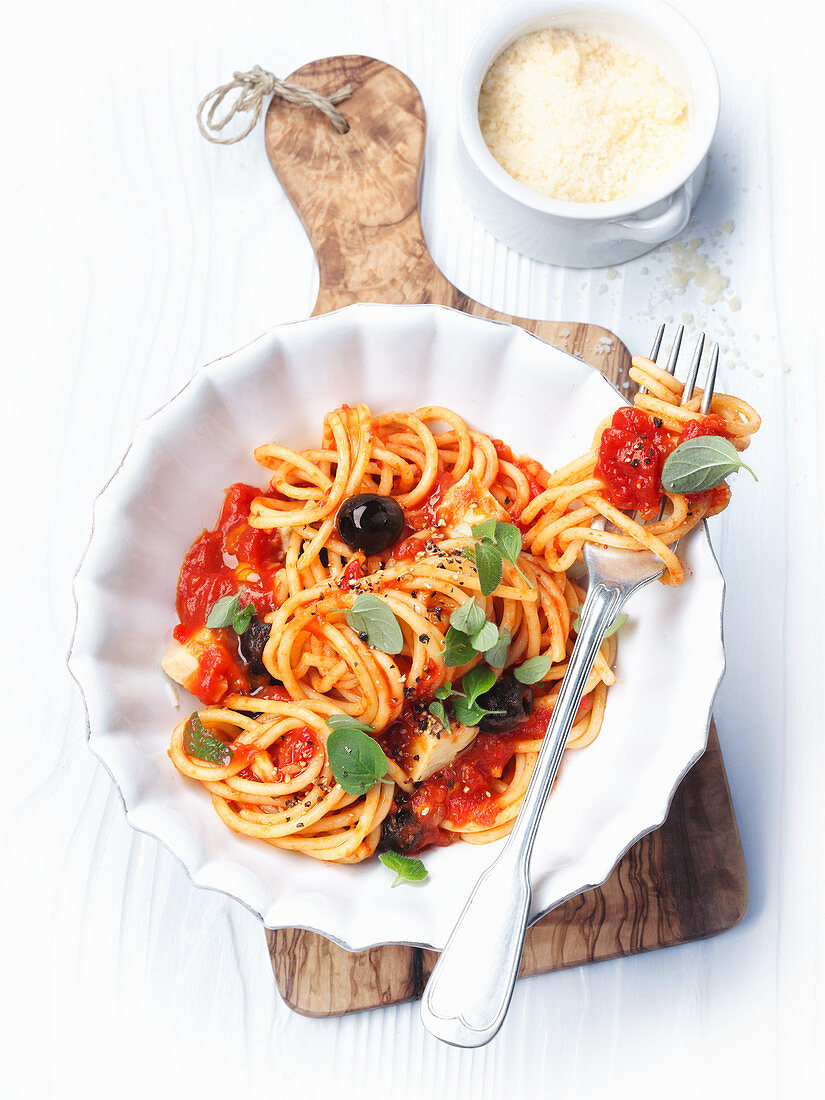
[1,0,822,1096]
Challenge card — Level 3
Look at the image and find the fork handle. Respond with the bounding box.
[420,580,626,1047]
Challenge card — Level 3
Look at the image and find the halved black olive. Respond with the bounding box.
[336,493,405,555]
[377,806,422,854]
[477,674,534,733]
[238,616,271,676]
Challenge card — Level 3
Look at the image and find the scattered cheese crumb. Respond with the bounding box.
[728,297,742,311]
[592,336,614,357]
[478,28,689,203]
[667,238,729,304]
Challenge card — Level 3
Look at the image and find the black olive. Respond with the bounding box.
[336,493,405,555]
[477,675,534,733]
[377,805,422,854]
[238,616,271,676]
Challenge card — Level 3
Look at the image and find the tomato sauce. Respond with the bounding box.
[381,701,551,851]
[171,482,287,706]
[384,534,428,564]
[338,555,363,590]
[409,733,517,832]
[678,413,732,443]
[404,473,454,533]
[251,684,291,702]
[271,727,317,774]
[688,481,731,511]
[595,407,671,516]
[231,743,262,770]
[190,643,250,705]
[175,483,282,630]
[596,407,737,518]
[236,728,317,782]
[378,703,431,774]
[235,684,317,782]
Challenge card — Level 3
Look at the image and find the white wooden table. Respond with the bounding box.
[3,0,823,1095]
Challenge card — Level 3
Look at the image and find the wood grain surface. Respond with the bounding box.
[260,55,748,1016]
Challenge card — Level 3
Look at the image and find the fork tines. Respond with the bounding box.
[651,324,719,411]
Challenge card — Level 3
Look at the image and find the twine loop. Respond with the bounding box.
[197,64,352,144]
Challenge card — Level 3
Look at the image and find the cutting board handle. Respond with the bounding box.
[266,55,456,315]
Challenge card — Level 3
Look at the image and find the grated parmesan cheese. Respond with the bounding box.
[478,28,689,203]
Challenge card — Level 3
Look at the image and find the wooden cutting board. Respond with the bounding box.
[261,55,749,1016]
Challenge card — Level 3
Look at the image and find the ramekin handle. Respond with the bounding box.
[606,185,690,243]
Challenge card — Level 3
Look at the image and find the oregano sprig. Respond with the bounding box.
[379,851,428,887]
[661,435,756,495]
[443,599,511,669]
[345,593,404,654]
[465,519,536,596]
[428,667,504,728]
[513,655,553,685]
[572,609,628,637]
[206,593,257,635]
[325,720,389,796]
[484,626,511,669]
[428,684,454,727]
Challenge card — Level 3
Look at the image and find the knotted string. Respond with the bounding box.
[197,64,352,144]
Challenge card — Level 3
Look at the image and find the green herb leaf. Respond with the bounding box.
[605,612,628,637]
[492,522,521,563]
[326,727,388,795]
[661,436,757,495]
[451,695,504,727]
[461,665,497,706]
[326,714,376,733]
[572,609,628,637]
[484,627,511,668]
[471,620,499,653]
[232,602,256,635]
[450,597,486,636]
[514,655,553,685]
[434,684,454,702]
[379,851,428,887]
[451,696,487,727]
[472,540,503,597]
[493,521,536,589]
[345,593,404,655]
[471,517,498,542]
[428,700,450,728]
[206,594,242,629]
[183,713,232,765]
[443,625,478,668]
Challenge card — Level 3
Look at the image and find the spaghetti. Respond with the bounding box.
[165,359,759,864]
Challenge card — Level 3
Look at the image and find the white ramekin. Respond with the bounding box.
[457,0,720,268]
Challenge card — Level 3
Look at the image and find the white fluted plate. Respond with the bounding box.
[69,304,724,951]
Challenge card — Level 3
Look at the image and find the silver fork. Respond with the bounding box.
[420,328,719,1047]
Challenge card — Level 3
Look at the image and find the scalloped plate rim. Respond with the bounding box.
[67,302,725,953]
